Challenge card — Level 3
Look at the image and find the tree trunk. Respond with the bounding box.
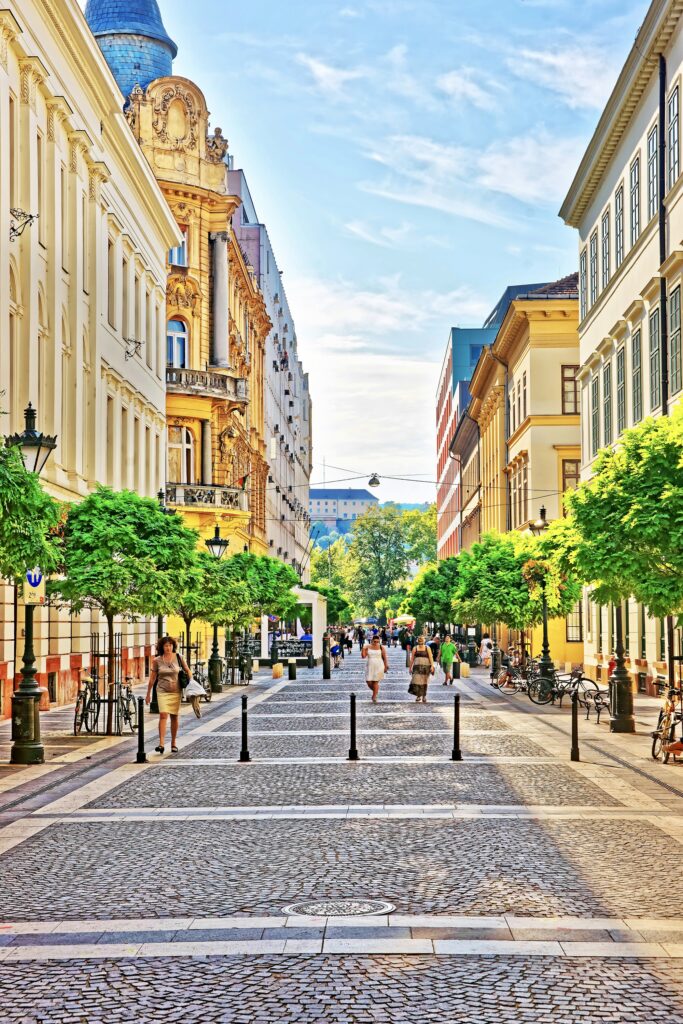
[106,612,115,736]
[184,617,193,662]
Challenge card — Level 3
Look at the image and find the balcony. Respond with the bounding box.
[166,367,248,402]
[166,484,248,511]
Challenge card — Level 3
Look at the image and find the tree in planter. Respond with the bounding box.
[0,444,61,583]
[56,487,199,733]
[403,558,460,630]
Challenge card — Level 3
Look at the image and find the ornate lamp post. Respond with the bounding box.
[608,603,635,733]
[205,525,229,692]
[156,489,175,640]
[529,506,554,677]
[6,404,57,765]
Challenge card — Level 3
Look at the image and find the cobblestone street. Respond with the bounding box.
[3,646,683,1022]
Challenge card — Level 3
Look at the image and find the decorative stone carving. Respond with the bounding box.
[46,97,73,143]
[206,126,228,163]
[166,274,199,311]
[124,86,144,135]
[19,56,48,111]
[152,83,198,150]
[0,11,20,73]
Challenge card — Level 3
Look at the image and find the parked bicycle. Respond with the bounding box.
[527,670,598,707]
[119,677,139,733]
[74,670,101,735]
[192,660,212,703]
[651,685,683,763]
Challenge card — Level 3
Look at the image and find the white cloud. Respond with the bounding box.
[344,219,412,247]
[339,5,362,16]
[478,130,584,204]
[437,68,497,111]
[296,54,366,96]
[509,46,620,110]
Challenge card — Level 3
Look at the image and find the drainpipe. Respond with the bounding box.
[659,54,676,690]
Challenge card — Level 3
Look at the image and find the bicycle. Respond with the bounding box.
[74,671,101,735]
[193,661,212,703]
[119,677,139,733]
[527,670,598,707]
[651,686,683,763]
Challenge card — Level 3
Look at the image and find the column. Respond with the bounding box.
[201,419,212,485]
[210,232,229,367]
[260,614,269,661]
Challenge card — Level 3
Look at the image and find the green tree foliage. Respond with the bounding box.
[0,445,61,583]
[403,504,438,564]
[227,553,299,619]
[404,557,460,626]
[305,582,352,624]
[563,406,683,617]
[345,504,411,614]
[452,532,581,630]
[310,538,349,590]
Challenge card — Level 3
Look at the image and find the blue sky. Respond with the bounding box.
[150,0,644,501]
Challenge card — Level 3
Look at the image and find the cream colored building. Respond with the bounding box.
[0,0,179,714]
[560,0,683,690]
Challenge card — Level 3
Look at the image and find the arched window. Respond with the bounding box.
[167,319,188,368]
[168,425,194,484]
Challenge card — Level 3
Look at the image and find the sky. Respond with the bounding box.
[130,0,645,502]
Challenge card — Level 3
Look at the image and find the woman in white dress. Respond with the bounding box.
[362,634,389,703]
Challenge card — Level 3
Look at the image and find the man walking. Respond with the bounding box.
[439,634,459,686]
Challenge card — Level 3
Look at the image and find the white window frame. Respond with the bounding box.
[166,319,189,369]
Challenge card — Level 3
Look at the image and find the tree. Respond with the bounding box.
[452,532,581,631]
[310,537,349,591]
[403,504,437,565]
[404,557,460,627]
[56,487,199,732]
[227,553,299,620]
[345,505,411,614]
[0,445,61,583]
[563,406,683,617]
[306,582,351,624]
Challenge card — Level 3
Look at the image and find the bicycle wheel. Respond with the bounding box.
[74,694,85,735]
[652,711,667,760]
[124,694,138,733]
[663,720,677,764]
[497,672,518,694]
[84,693,101,733]
[575,677,599,706]
[527,676,555,705]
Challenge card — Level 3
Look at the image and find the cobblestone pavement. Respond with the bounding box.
[89,760,619,808]
[3,646,683,1022]
[2,956,683,1024]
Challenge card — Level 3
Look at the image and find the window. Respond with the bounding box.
[169,228,188,267]
[566,602,583,643]
[630,157,640,246]
[589,231,598,305]
[615,185,624,268]
[61,165,69,270]
[591,375,600,457]
[649,308,661,410]
[522,372,527,419]
[107,239,116,327]
[647,125,658,221]
[562,458,580,495]
[579,249,587,319]
[597,604,603,653]
[168,426,194,484]
[517,381,521,426]
[660,618,666,661]
[562,365,579,414]
[671,286,682,395]
[632,329,643,422]
[122,258,129,335]
[603,362,612,446]
[82,193,89,294]
[616,347,626,434]
[669,86,680,190]
[601,210,610,288]
[166,319,188,368]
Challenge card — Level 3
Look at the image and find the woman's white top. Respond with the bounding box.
[365,646,385,682]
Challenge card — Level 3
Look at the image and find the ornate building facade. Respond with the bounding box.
[0,0,179,714]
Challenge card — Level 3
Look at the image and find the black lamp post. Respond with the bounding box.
[156,489,175,639]
[6,404,57,765]
[608,603,635,733]
[529,506,554,677]
[205,525,229,692]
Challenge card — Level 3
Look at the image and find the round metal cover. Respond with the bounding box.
[282,898,395,917]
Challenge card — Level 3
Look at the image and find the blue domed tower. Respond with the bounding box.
[85,0,177,100]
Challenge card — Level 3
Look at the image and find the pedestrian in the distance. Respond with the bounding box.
[357,626,366,651]
[408,635,434,703]
[480,633,493,668]
[362,634,389,703]
[146,636,190,754]
[439,634,459,686]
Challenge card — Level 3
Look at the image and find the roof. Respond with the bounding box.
[309,489,379,502]
[85,0,178,56]
[483,282,551,329]
[527,273,579,298]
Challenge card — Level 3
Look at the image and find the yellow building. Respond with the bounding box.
[468,276,584,669]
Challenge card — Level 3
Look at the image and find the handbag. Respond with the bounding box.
[184,676,205,697]
[177,656,190,689]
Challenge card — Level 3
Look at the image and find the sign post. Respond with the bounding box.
[10,568,47,766]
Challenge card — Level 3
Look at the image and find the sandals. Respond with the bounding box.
[154,745,164,754]
[171,746,179,754]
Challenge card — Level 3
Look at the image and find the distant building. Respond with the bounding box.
[309,489,378,531]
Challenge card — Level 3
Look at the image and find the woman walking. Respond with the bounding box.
[409,635,434,703]
[146,636,190,754]
[362,634,389,703]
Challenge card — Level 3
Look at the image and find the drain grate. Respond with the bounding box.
[282,898,395,917]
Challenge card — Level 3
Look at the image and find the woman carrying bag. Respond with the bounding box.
[146,636,190,754]
[408,635,434,704]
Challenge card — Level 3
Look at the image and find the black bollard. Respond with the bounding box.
[451,693,463,762]
[348,692,359,761]
[136,697,147,764]
[571,690,580,762]
[239,694,251,763]
[270,640,279,669]
[323,634,331,680]
[288,658,297,680]
[307,649,314,670]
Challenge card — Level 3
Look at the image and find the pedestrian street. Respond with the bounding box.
[2,646,683,1022]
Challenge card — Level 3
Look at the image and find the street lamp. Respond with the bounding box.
[6,404,57,765]
[368,473,380,488]
[608,603,635,733]
[529,505,554,677]
[205,525,229,691]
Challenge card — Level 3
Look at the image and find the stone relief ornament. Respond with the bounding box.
[167,275,199,311]
[152,84,199,150]
[206,127,229,163]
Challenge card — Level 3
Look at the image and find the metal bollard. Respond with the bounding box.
[571,690,580,762]
[323,634,331,680]
[239,694,251,763]
[451,694,463,762]
[307,649,314,670]
[348,692,359,761]
[136,696,147,764]
[270,641,279,669]
[288,658,297,680]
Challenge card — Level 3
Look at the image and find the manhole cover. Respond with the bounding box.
[282,899,395,917]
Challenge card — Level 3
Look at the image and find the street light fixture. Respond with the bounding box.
[529,506,554,677]
[368,473,380,488]
[156,489,175,639]
[6,404,56,765]
[205,525,229,691]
